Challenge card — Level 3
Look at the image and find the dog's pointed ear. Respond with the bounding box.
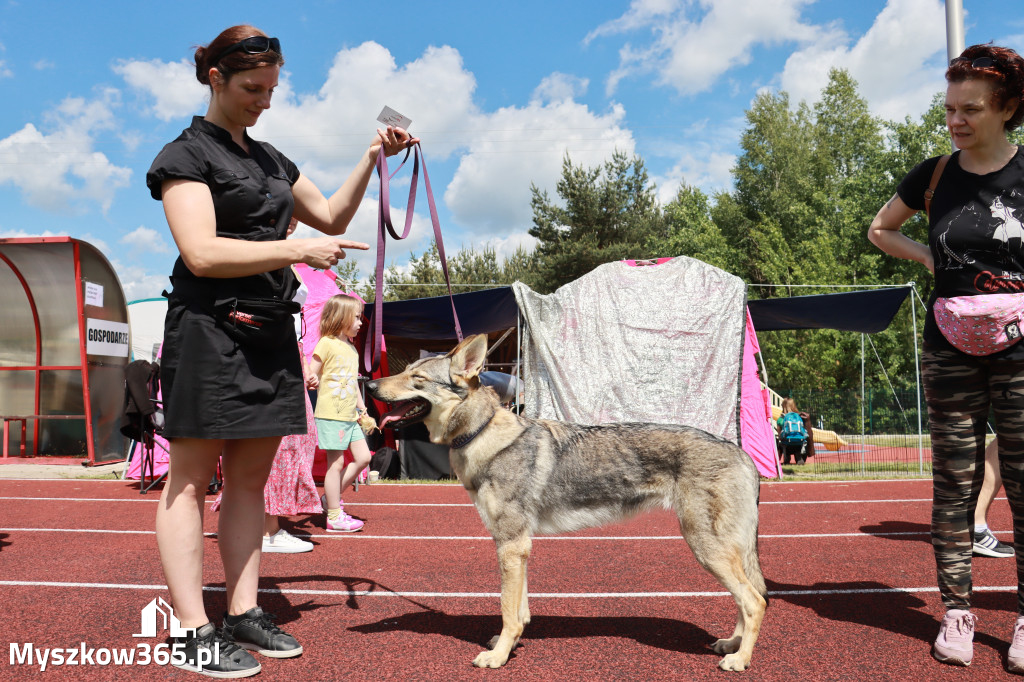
[449,334,488,381]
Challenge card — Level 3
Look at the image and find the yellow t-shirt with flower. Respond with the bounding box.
[312,335,360,421]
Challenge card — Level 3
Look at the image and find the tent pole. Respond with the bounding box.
[910,282,924,476]
[861,333,866,476]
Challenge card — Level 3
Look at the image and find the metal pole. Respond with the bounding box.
[861,333,866,476]
[910,283,924,475]
[945,0,965,64]
[946,0,966,154]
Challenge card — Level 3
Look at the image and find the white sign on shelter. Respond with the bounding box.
[86,318,130,357]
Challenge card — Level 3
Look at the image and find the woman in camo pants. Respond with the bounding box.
[868,43,1024,673]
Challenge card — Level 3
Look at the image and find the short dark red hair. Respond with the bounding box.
[194,25,284,87]
[946,43,1024,131]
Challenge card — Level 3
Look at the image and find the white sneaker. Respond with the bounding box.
[262,529,314,554]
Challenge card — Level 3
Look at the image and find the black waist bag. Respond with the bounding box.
[212,297,300,350]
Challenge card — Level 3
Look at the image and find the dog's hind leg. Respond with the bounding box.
[678,502,767,671]
[474,534,532,668]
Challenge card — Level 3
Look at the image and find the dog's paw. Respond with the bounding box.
[718,652,751,672]
[473,649,509,668]
[711,636,741,655]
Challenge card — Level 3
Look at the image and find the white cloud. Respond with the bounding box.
[0,60,12,78]
[114,59,207,121]
[0,229,66,239]
[445,100,635,235]
[33,59,54,71]
[120,225,171,253]
[532,73,589,102]
[591,0,818,96]
[253,42,631,237]
[108,259,170,303]
[0,89,132,213]
[252,42,479,191]
[777,0,947,120]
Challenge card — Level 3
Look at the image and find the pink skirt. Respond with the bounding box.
[211,389,322,515]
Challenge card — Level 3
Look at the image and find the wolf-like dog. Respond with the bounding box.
[365,334,767,671]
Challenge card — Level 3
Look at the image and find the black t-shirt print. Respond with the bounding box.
[897,147,1024,298]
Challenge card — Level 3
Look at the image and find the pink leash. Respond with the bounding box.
[364,143,464,373]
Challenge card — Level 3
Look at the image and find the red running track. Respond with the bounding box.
[0,477,1019,681]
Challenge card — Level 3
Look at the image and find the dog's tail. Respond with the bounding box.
[748,476,768,605]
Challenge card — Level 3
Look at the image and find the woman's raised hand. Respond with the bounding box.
[374,125,419,157]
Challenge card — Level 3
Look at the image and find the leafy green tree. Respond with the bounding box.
[655,183,740,274]
[381,241,537,301]
[527,151,665,293]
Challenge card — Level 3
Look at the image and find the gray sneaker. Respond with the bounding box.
[222,607,302,659]
[974,528,1015,558]
[172,622,261,678]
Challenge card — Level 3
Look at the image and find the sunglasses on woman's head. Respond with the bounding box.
[214,36,281,63]
[950,56,996,69]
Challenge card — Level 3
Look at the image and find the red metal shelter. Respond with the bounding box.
[0,237,129,464]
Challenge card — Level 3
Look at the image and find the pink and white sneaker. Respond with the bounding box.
[1008,615,1024,674]
[933,609,976,666]
[326,514,364,533]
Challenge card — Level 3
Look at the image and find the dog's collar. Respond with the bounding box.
[450,410,497,450]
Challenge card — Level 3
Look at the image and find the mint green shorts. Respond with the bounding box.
[315,418,365,450]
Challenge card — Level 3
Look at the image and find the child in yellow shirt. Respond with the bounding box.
[308,294,372,532]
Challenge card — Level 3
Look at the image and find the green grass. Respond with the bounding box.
[773,460,932,481]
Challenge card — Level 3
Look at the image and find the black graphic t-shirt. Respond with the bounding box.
[897,146,1024,353]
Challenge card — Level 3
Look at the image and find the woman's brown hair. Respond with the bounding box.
[947,43,1024,131]
[194,25,284,87]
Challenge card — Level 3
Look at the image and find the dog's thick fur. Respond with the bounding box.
[366,335,767,671]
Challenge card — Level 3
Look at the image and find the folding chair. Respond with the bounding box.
[121,360,166,494]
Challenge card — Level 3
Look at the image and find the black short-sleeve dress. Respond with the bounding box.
[146,116,306,440]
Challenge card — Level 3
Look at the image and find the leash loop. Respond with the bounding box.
[365,142,464,373]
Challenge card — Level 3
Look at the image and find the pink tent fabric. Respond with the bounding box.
[740,310,781,478]
[294,263,371,362]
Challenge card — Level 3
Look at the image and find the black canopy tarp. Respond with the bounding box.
[746,287,911,333]
[376,286,518,340]
[374,284,911,339]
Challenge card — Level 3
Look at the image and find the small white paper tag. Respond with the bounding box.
[377,106,412,130]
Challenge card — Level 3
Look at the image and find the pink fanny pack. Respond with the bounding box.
[933,293,1024,355]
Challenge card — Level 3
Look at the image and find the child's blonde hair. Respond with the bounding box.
[320,294,364,339]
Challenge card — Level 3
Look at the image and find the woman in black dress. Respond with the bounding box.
[146,24,414,677]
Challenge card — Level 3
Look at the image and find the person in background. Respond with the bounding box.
[147,24,414,677]
[973,438,1015,558]
[776,397,812,465]
[210,257,322,554]
[867,43,1024,673]
[308,294,374,533]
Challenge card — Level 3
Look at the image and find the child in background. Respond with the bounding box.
[308,294,373,532]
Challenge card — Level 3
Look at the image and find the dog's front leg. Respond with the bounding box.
[473,535,531,668]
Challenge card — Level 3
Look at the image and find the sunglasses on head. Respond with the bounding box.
[214,36,281,63]
[950,56,996,69]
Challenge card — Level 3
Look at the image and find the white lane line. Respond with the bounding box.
[0,497,475,506]
[2,522,991,540]
[0,579,1012,598]
[0,496,944,506]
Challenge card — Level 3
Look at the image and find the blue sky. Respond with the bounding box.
[0,0,1021,301]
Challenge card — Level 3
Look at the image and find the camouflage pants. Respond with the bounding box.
[924,347,1024,611]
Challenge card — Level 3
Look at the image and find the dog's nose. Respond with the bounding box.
[365,380,379,394]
